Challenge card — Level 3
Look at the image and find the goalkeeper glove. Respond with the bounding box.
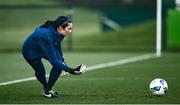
[68,64,86,75]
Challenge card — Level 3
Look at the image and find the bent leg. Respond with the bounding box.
[47,67,62,91]
[24,57,47,89]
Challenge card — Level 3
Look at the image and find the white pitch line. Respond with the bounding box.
[86,54,156,71]
[0,54,156,86]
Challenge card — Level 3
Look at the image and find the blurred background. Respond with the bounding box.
[0,0,180,104]
[0,0,178,52]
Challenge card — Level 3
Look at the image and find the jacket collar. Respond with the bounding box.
[48,25,64,41]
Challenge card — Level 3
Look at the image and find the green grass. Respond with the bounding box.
[0,7,100,51]
[0,52,179,104]
[0,0,60,5]
[0,52,141,82]
[0,5,155,52]
[73,20,156,51]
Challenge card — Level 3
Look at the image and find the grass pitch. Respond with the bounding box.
[0,52,179,104]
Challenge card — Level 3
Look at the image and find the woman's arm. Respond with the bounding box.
[38,36,69,71]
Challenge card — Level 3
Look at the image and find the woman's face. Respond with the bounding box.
[57,23,73,37]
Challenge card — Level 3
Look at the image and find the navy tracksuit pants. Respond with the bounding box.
[22,51,62,91]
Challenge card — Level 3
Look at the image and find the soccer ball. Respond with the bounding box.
[149,78,168,96]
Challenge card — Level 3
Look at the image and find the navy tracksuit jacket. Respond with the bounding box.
[22,25,69,71]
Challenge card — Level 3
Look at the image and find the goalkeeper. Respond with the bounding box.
[22,16,86,98]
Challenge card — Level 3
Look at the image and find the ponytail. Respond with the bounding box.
[40,16,72,29]
[40,20,54,28]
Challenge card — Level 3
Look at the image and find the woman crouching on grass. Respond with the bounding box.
[22,16,86,98]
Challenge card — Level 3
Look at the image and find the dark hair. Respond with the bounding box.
[40,16,72,29]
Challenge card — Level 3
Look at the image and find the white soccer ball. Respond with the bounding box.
[149,78,168,96]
